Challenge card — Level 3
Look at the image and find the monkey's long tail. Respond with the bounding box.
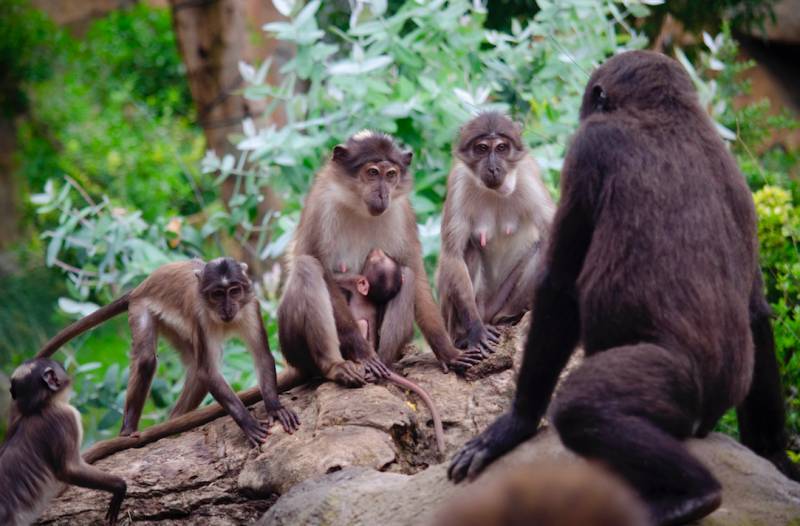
[37,292,131,359]
[82,367,308,464]
[386,372,446,454]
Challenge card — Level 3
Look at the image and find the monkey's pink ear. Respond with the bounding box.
[356,276,370,296]
[194,269,202,281]
[401,150,413,168]
[332,145,349,163]
[42,367,60,392]
[240,262,248,275]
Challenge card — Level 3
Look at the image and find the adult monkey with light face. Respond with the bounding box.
[448,51,800,525]
[278,131,484,388]
[37,258,299,449]
[437,112,555,353]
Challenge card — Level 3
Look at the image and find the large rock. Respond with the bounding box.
[260,430,800,526]
[38,326,521,525]
[38,319,800,525]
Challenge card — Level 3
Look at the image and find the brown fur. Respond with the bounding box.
[277,131,484,391]
[435,462,651,526]
[37,258,299,450]
[1,359,126,525]
[438,112,555,352]
[449,50,800,525]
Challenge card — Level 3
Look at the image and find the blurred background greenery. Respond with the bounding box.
[0,0,797,454]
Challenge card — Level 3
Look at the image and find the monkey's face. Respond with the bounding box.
[354,161,403,216]
[205,281,248,322]
[331,133,413,217]
[198,258,253,323]
[463,135,521,195]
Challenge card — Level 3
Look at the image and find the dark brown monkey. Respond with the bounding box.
[335,248,446,453]
[37,257,299,447]
[434,462,650,526]
[438,112,555,353]
[449,50,800,525]
[1,359,126,525]
[277,130,484,390]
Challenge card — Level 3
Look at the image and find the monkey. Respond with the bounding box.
[334,248,446,453]
[1,358,126,526]
[448,50,800,526]
[37,257,299,448]
[437,112,555,355]
[433,461,651,526]
[277,130,485,392]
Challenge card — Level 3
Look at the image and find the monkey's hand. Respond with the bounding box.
[448,412,538,483]
[441,346,485,374]
[457,322,502,357]
[241,416,270,447]
[267,405,301,434]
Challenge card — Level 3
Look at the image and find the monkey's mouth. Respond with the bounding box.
[482,177,504,191]
[221,314,235,322]
[367,203,388,216]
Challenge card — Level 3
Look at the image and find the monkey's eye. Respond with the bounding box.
[229,286,242,299]
[367,167,379,178]
[474,143,489,154]
[496,143,507,152]
[386,170,397,181]
[211,289,225,301]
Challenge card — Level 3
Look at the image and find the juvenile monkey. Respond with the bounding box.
[1,358,126,526]
[37,257,299,447]
[335,248,446,453]
[437,112,555,353]
[278,131,484,391]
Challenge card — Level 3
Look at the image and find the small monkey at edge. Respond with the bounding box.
[1,359,126,526]
[37,258,299,447]
[438,112,555,353]
[335,248,446,452]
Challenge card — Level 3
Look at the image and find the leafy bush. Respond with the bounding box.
[32,0,800,450]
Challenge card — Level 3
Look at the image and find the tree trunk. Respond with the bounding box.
[168,0,290,268]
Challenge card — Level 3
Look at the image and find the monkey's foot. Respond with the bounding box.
[448,412,538,483]
[267,406,301,434]
[330,361,367,387]
[457,323,502,357]
[651,489,722,526]
[444,347,486,374]
[118,427,141,439]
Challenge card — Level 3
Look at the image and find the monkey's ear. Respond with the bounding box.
[401,150,413,168]
[194,269,203,281]
[9,381,16,400]
[592,84,609,111]
[356,276,370,297]
[239,262,248,275]
[42,367,60,392]
[332,145,349,163]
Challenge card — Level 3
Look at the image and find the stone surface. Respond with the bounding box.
[260,430,800,526]
[38,318,800,525]
[39,325,521,524]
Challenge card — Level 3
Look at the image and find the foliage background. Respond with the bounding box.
[1,0,797,451]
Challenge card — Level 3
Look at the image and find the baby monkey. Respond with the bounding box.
[335,249,446,453]
[1,359,126,525]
